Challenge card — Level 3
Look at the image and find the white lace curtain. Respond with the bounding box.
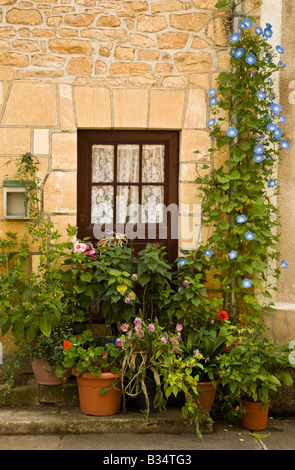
[91,143,165,225]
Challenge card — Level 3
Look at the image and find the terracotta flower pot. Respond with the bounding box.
[197,381,217,413]
[241,401,270,431]
[73,370,122,416]
[31,359,64,385]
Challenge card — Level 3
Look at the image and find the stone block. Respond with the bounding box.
[48,38,92,55]
[180,130,211,162]
[1,82,57,126]
[157,32,189,49]
[137,14,167,32]
[184,88,207,129]
[6,8,43,25]
[113,88,148,128]
[33,128,49,155]
[67,57,92,76]
[51,132,77,170]
[59,84,76,131]
[43,171,77,213]
[74,86,111,128]
[0,127,30,154]
[149,89,185,129]
[169,12,207,32]
[175,52,212,72]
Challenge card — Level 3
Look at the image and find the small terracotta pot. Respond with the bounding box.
[241,401,270,431]
[73,370,122,416]
[197,381,217,413]
[31,359,64,385]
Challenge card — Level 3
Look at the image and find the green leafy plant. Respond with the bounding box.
[196,19,289,323]
[116,317,181,419]
[57,329,123,378]
[218,330,295,404]
[29,320,74,376]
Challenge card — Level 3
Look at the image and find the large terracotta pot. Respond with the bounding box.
[31,359,63,385]
[197,381,217,413]
[73,370,122,416]
[241,401,270,431]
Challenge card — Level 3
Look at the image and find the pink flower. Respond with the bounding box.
[176,324,182,332]
[148,324,155,332]
[85,243,97,260]
[134,317,142,326]
[131,274,138,281]
[73,241,87,254]
[121,323,129,332]
[161,336,168,343]
[125,297,130,304]
[136,329,144,338]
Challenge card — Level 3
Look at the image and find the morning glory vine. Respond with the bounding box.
[196,18,289,324]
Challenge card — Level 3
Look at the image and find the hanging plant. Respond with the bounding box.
[196,19,289,324]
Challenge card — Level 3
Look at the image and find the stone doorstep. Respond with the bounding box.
[0,406,213,436]
[0,377,213,435]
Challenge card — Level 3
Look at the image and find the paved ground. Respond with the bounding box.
[0,406,294,452]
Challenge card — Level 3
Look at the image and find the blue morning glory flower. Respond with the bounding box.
[271,103,282,114]
[227,127,238,137]
[276,45,284,54]
[279,60,286,68]
[239,20,247,29]
[234,48,244,58]
[268,179,277,188]
[255,26,263,35]
[256,135,264,141]
[267,123,277,132]
[230,32,240,43]
[208,88,217,96]
[273,127,283,139]
[209,96,217,106]
[207,118,215,127]
[264,28,273,39]
[254,144,264,154]
[237,215,247,223]
[205,249,212,257]
[245,231,255,241]
[245,54,256,65]
[280,140,290,149]
[253,154,265,162]
[242,278,252,288]
[267,78,273,85]
[228,250,237,260]
[281,260,288,269]
[279,115,286,124]
[266,23,273,29]
[179,258,186,267]
[243,18,253,29]
[257,90,266,100]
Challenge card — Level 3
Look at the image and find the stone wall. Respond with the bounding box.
[0,0,263,356]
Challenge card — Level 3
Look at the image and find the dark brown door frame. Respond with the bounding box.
[77,130,179,263]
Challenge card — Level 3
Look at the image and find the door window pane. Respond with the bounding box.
[92,145,114,182]
[117,144,140,182]
[91,186,114,224]
[142,144,164,183]
[142,185,164,223]
[116,186,139,224]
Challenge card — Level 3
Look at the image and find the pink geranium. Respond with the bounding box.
[73,241,87,254]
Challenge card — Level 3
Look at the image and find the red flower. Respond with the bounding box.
[217,310,229,322]
[63,340,72,350]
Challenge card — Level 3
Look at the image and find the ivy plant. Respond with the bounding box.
[196,19,289,324]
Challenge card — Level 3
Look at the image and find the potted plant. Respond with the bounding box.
[218,329,295,431]
[29,320,74,385]
[116,317,184,419]
[57,329,124,416]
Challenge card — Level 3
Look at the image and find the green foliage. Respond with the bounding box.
[58,329,123,378]
[217,330,295,403]
[196,21,288,323]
